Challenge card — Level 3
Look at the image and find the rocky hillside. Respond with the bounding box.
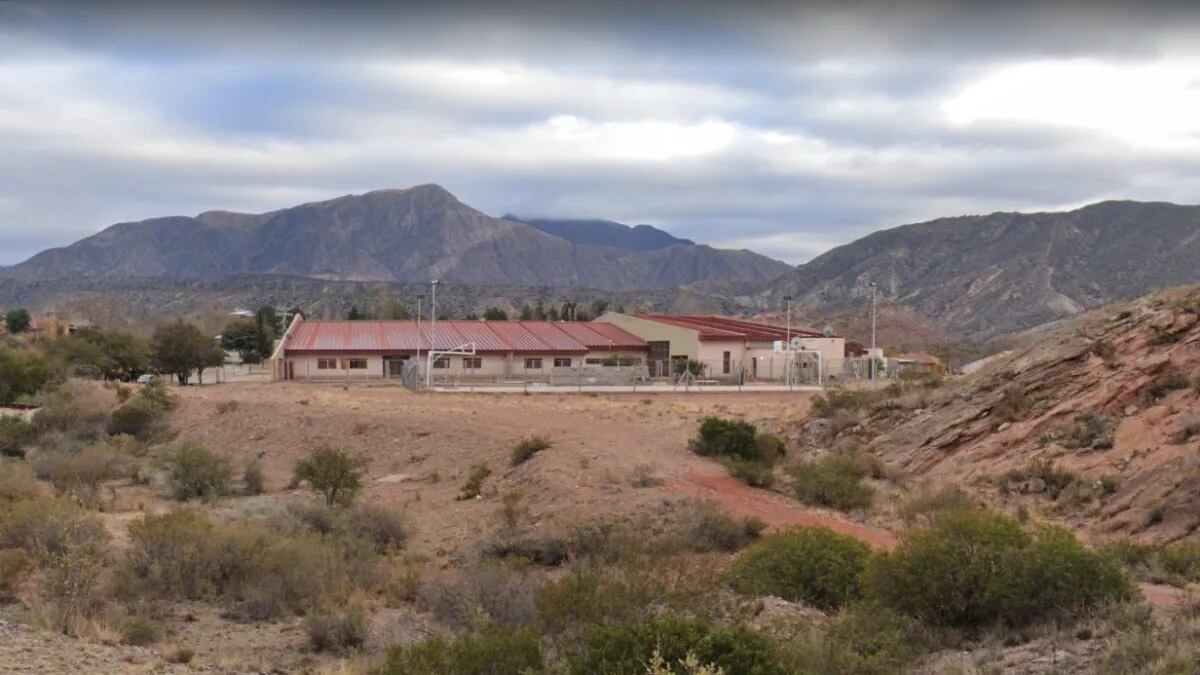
[2,185,790,290]
[865,284,1200,543]
[766,200,1200,339]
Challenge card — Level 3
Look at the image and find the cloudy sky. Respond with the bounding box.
[2,1,1200,265]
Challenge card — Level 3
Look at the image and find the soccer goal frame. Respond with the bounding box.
[425,341,477,387]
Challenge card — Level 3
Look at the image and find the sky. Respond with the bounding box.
[2,1,1200,266]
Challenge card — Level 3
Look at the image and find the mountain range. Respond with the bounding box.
[767,200,1200,339]
[0,185,789,290]
[5,187,1200,343]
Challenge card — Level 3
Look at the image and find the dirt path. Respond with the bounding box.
[671,466,899,550]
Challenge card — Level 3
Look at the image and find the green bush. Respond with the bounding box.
[685,502,764,553]
[0,344,49,406]
[727,526,871,611]
[161,442,231,501]
[899,485,975,526]
[867,511,1131,627]
[722,458,776,487]
[287,502,409,553]
[573,614,787,675]
[512,435,552,466]
[33,380,115,441]
[242,459,265,495]
[692,418,758,460]
[294,446,364,507]
[0,416,36,458]
[381,627,544,675]
[107,399,161,440]
[788,456,875,511]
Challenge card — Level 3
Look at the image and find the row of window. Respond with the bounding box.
[316,356,645,371]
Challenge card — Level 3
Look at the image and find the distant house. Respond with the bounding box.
[271,317,647,382]
[594,313,845,383]
[27,314,91,342]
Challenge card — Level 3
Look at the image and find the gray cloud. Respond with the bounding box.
[2,1,1200,265]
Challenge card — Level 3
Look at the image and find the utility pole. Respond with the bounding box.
[416,296,422,383]
[868,281,878,380]
[427,280,439,388]
[783,295,793,388]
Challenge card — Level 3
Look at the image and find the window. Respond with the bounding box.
[317,358,337,370]
[723,351,731,375]
[463,357,482,369]
[347,358,368,370]
[524,357,543,369]
[432,356,450,369]
[553,357,572,368]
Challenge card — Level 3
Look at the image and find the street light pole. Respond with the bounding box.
[868,282,878,380]
[783,295,793,388]
[427,280,439,388]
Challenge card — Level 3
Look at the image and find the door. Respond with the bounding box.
[286,362,294,381]
[647,341,670,377]
[386,357,408,378]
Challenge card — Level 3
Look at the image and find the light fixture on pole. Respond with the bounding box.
[783,295,793,388]
[868,281,878,380]
[427,280,439,388]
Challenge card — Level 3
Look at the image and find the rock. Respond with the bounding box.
[1125,405,1138,416]
[997,422,1011,432]
[1021,477,1047,494]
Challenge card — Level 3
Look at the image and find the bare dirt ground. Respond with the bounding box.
[165,383,887,559]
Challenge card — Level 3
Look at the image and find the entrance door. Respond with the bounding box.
[286,362,294,381]
[647,341,670,377]
[386,356,409,378]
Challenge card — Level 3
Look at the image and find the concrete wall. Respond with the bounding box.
[594,313,701,359]
[281,349,649,382]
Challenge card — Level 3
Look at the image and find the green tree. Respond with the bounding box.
[220,318,263,364]
[151,320,225,385]
[482,307,508,321]
[72,328,151,380]
[518,304,534,321]
[590,299,610,318]
[533,301,546,320]
[0,345,48,405]
[347,305,363,321]
[294,447,365,507]
[4,309,31,334]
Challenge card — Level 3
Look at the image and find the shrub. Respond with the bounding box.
[294,447,365,507]
[692,418,758,461]
[138,380,178,412]
[33,380,116,441]
[684,502,764,553]
[0,344,49,406]
[1143,372,1189,404]
[1002,459,1077,499]
[34,443,128,508]
[381,627,544,675]
[0,416,36,458]
[1168,417,1200,445]
[573,614,787,675]
[727,526,871,610]
[107,399,162,440]
[899,485,975,526]
[0,547,31,598]
[161,442,231,501]
[1062,410,1114,450]
[631,463,664,488]
[0,460,43,502]
[304,606,369,653]
[119,615,164,646]
[117,510,378,620]
[459,464,491,500]
[866,511,1131,627]
[334,503,409,553]
[788,606,931,675]
[512,435,552,466]
[993,383,1033,422]
[242,459,265,495]
[418,564,540,629]
[788,456,875,511]
[810,389,871,418]
[723,458,776,488]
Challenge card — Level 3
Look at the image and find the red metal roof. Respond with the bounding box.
[284,320,646,355]
[635,314,829,342]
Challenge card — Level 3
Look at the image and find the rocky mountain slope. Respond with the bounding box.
[1,185,790,290]
[865,283,1200,543]
[766,200,1200,339]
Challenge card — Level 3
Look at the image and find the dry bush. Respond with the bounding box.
[33,380,116,442]
[242,459,265,495]
[631,464,664,488]
[1168,417,1200,445]
[215,400,239,415]
[788,455,875,511]
[285,502,409,553]
[680,501,764,553]
[993,384,1033,423]
[1143,372,1189,404]
[0,547,31,598]
[1001,459,1078,499]
[160,442,231,501]
[0,460,44,503]
[900,485,976,526]
[34,442,129,508]
[511,435,552,466]
[458,464,491,500]
[305,605,369,653]
[1062,410,1115,450]
[117,510,379,621]
[417,563,540,629]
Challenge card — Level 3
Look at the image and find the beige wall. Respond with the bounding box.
[281,350,650,382]
[594,313,701,359]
